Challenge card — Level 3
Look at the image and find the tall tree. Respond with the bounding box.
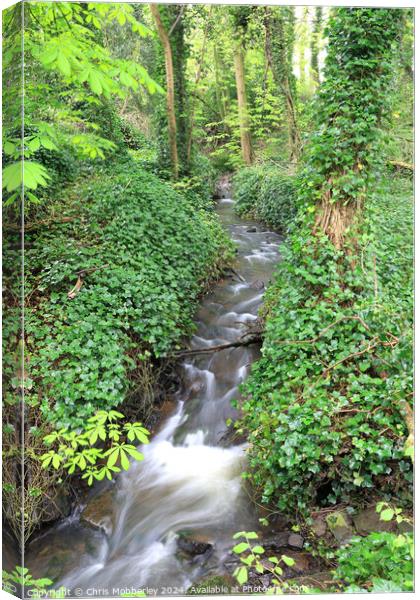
[167,4,190,172]
[265,6,301,162]
[302,8,404,248]
[310,7,323,84]
[297,7,310,87]
[230,7,254,166]
[150,4,179,178]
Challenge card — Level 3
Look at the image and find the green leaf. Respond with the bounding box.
[236,566,248,585]
[281,555,295,566]
[120,449,130,470]
[2,161,51,192]
[233,542,249,554]
[88,71,103,95]
[57,53,71,77]
[125,446,144,461]
[106,448,119,467]
[380,508,395,522]
[252,545,265,554]
[3,141,16,155]
[233,531,247,539]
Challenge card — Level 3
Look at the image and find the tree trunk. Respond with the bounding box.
[265,9,301,162]
[313,179,359,248]
[150,4,179,179]
[186,18,210,164]
[214,44,227,123]
[234,41,253,165]
[310,7,322,84]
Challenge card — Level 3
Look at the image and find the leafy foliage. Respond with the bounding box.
[2,2,161,204]
[41,410,149,484]
[234,8,412,516]
[237,176,413,513]
[233,165,296,231]
[334,531,413,592]
[3,156,234,430]
[2,566,54,596]
[231,531,295,592]
[299,8,405,213]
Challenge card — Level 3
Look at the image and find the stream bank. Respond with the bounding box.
[24,191,333,595]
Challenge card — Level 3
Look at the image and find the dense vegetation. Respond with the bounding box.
[233,165,296,231]
[2,2,413,595]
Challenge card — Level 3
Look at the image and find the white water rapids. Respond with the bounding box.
[26,198,282,596]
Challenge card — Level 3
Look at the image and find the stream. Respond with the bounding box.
[26,196,283,597]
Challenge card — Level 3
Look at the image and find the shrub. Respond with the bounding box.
[255,171,296,231]
[172,153,218,211]
[334,532,413,592]
[232,165,296,231]
[232,166,264,216]
[237,177,413,513]
[15,157,234,429]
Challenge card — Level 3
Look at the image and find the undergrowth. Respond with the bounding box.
[16,158,233,429]
[232,165,296,232]
[237,175,413,514]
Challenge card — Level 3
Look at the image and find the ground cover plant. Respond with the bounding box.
[2,2,413,596]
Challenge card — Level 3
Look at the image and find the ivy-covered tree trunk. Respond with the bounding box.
[150,4,179,179]
[233,40,253,166]
[304,8,404,248]
[166,4,190,173]
[265,7,301,162]
[310,7,323,84]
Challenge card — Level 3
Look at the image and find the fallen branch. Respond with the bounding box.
[388,159,414,171]
[173,333,262,356]
[227,267,246,282]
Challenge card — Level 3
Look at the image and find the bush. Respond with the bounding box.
[334,532,413,592]
[232,166,264,216]
[16,157,234,429]
[172,153,218,211]
[237,176,413,514]
[232,165,296,231]
[255,171,296,231]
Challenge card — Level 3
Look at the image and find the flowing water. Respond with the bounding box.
[26,197,282,597]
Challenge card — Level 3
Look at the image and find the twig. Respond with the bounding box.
[275,315,370,347]
[373,254,378,302]
[168,5,185,36]
[321,337,380,377]
[388,159,414,171]
[76,264,109,277]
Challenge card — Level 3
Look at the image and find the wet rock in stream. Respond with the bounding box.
[81,488,116,535]
[250,279,265,290]
[176,532,213,557]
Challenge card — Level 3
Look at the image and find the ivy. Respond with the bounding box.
[235,6,411,517]
[237,177,412,513]
[3,156,234,429]
[233,165,296,232]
